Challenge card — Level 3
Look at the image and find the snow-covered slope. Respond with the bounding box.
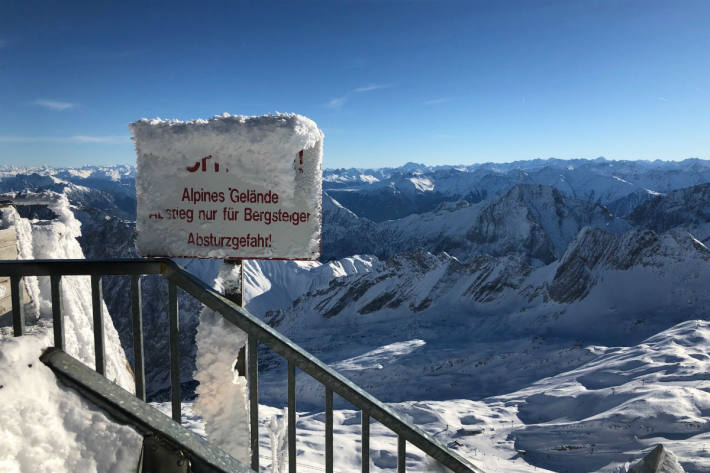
[255,226,710,407]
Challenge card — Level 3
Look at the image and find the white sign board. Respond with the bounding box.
[131,114,323,260]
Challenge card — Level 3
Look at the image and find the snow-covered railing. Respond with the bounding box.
[1,258,481,473]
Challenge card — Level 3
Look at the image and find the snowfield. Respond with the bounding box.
[2,159,710,472]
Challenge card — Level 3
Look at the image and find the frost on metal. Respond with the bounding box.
[131,113,323,260]
[193,262,250,462]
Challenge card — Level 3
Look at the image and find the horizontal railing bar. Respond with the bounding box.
[0,258,168,276]
[161,261,482,473]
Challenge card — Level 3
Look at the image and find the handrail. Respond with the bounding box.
[0,258,482,473]
[41,347,253,473]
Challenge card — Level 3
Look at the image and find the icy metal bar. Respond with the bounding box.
[248,336,259,471]
[51,274,64,349]
[362,411,370,473]
[288,361,296,473]
[169,280,181,423]
[398,435,406,473]
[10,275,24,336]
[91,274,105,375]
[325,387,333,473]
[131,275,146,401]
[0,258,168,277]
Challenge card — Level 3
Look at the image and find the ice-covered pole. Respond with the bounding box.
[223,258,247,377]
[193,261,251,462]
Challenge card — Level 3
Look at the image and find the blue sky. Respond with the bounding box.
[1,0,709,169]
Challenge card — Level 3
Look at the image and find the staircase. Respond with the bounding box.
[1,258,481,473]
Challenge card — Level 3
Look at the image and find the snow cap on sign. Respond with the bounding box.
[130,113,322,202]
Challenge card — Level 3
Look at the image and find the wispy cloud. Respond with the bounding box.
[424,97,452,105]
[354,83,391,93]
[33,99,77,111]
[0,135,129,144]
[326,96,348,109]
[658,96,669,103]
[70,135,128,143]
[326,83,391,108]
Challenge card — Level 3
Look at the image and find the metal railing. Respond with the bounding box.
[1,258,481,473]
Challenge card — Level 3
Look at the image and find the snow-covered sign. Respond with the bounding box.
[131,114,323,260]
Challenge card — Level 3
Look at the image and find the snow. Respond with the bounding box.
[360,174,380,184]
[613,176,633,185]
[0,332,143,473]
[409,176,435,192]
[0,193,140,473]
[1,193,133,389]
[131,113,322,203]
[194,321,710,473]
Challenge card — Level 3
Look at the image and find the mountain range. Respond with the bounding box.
[2,158,710,472]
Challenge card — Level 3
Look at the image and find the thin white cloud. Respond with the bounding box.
[658,97,669,102]
[326,96,348,109]
[33,99,77,111]
[70,135,129,143]
[424,97,452,105]
[326,83,391,109]
[354,83,391,93]
[0,135,129,144]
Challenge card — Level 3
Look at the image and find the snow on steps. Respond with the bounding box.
[0,193,137,473]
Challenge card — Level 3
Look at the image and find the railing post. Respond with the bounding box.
[248,335,259,471]
[288,361,296,473]
[131,275,146,401]
[10,275,24,336]
[50,274,64,349]
[326,387,333,473]
[398,435,406,473]
[168,280,181,423]
[362,411,370,473]
[91,274,105,375]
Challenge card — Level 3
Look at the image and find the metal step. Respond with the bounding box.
[40,347,254,473]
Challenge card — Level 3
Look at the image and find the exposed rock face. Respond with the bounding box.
[607,189,657,217]
[320,194,379,262]
[548,227,710,303]
[324,184,626,264]
[628,445,685,473]
[630,183,710,236]
[464,184,622,263]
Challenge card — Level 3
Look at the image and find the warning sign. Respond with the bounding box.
[131,114,323,260]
